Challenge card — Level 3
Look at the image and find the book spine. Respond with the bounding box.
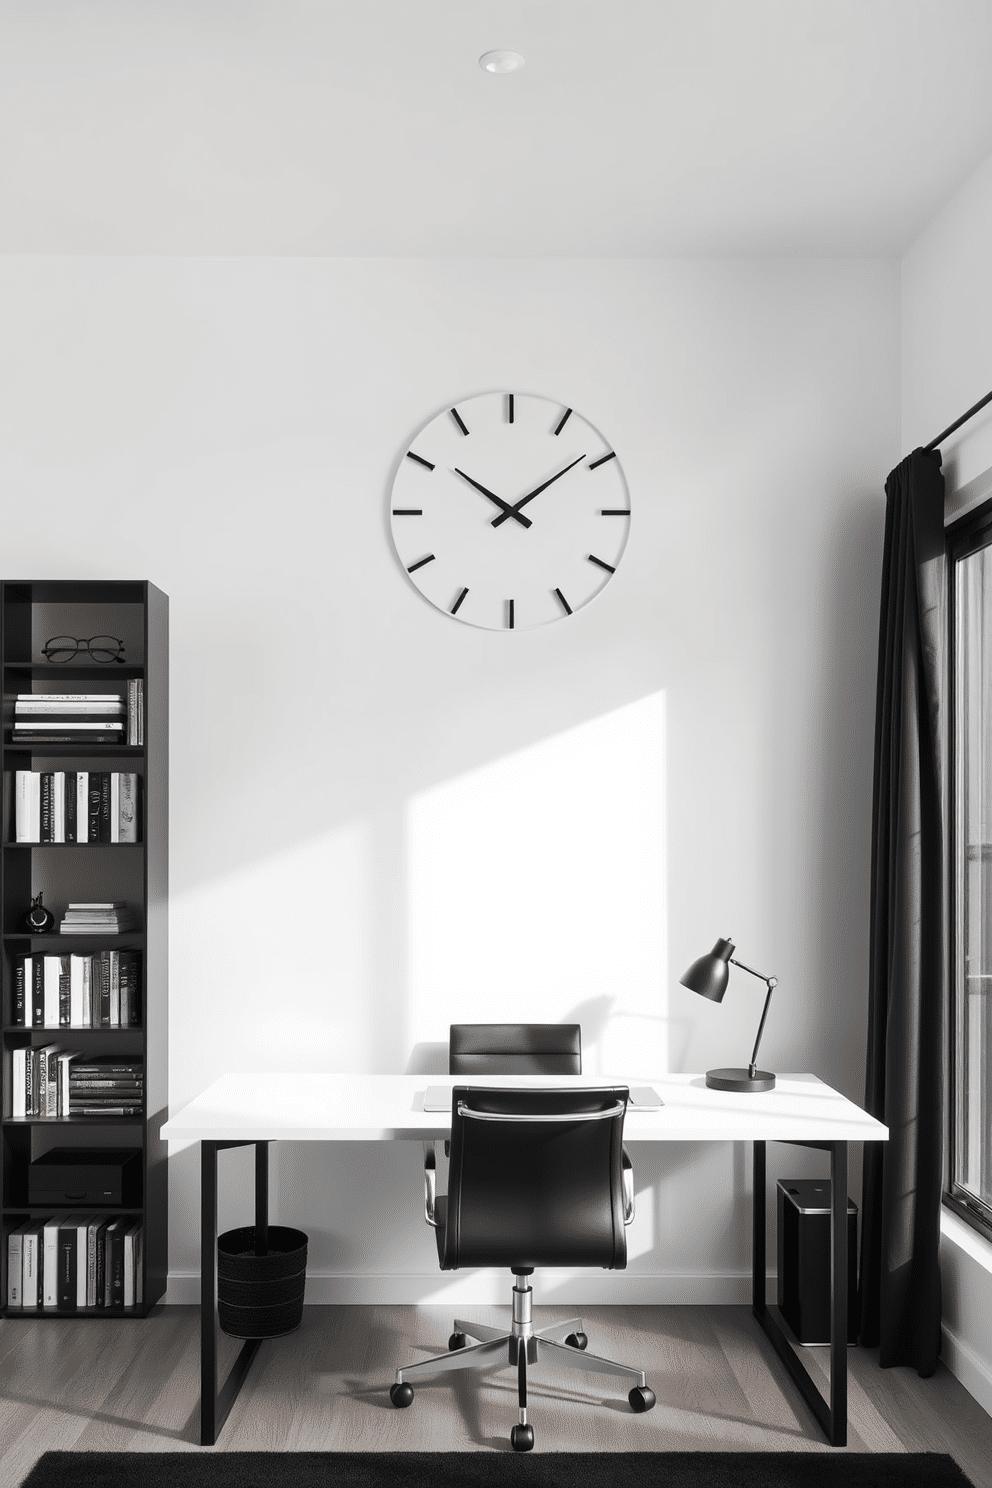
[110,773,120,844]
[118,773,139,843]
[57,1224,76,1311]
[88,774,102,843]
[43,1222,60,1307]
[123,1226,136,1308]
[25,1048,35,1117]
[95,1222,107,1307]
[135,1226,143,1305]
[7,1230,23,1307]
[43,957,60,1030]
[137,681,143,746]
[76,1220,88,1309]
[46,1047,60,1118]
[12,957,26,1025]
[40,773,53,843]
[99,953,111,1027]
[77,771,88,843]
[81,956,92,1027]
[12,1049,26,1119]
[65,771,76,843]
[70,955,83,1026]
[58,955,71,1027]
[15,771,40,843]
[52,772,65,843]
[21,1229,39,1309]
[99,774,112,843]
[109,1227,125,1310]
[109,950,120,1026]
[32,959,44,1027]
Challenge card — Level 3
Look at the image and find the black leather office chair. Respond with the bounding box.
[449,1022,582,1075]
[389,1086,656,1451]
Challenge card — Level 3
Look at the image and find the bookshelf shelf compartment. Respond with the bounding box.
[1,580,167,1320]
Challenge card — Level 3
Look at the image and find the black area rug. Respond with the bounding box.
[18,1452,975,1488]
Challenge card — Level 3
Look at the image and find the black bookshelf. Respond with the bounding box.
[0,581,168,1317]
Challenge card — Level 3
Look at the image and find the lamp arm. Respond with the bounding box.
[729,960,778,1078]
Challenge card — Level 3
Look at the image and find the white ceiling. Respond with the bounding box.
[2,0,992,256]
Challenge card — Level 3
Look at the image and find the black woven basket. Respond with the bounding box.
[217,1225,308,1339]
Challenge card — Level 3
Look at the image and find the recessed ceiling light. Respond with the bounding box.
[479,50,525,75]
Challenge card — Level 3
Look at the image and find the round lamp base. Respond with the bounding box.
[705,1067,776,1093]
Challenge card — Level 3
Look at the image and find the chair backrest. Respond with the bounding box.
[448,1023,582,1076]
[442,1085,629,1272]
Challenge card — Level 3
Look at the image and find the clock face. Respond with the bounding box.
[389,391,630,630]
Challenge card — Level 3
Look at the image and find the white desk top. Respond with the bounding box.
[161,1072,888,1145]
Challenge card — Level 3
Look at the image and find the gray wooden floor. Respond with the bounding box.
[2,1305,991,1487]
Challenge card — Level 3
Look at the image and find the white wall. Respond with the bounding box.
[0,256,897,1302]
[903,147,992,1414]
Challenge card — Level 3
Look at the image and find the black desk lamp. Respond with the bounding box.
[680,937,777,1092]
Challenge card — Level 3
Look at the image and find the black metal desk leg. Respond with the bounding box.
[200,1140,219,1446]
[829,1141,848,1447]
[255,1142,269,1255]
[752,1141,766,1316]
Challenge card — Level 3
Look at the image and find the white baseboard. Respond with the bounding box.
[164,1270,774,1307]
[941,1321,992,1420]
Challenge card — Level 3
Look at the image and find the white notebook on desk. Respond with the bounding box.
[423,1085,663,1112]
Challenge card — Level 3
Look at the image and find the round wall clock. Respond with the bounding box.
[389,391,630,630]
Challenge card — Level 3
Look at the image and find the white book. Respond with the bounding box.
[110,773,120,843]
[81,956,93,1027]
[12,1048,26,1120]
[137,680,144,745]
[13,720,123,731]
[76,771,88,842]
[52,771,65,843]
[109,951,120,1026]
[123,1222,141,1308]
[43,1219,60,1307]
[68,902,123,910]
[21,1225,42,1309]
[43,956,61,1029]
[57,1052,76,1116]
[7,1226,25,1306]
[70,955,85,1026]
[16,694,123,703]
[15,771,40,843]
[75,1216,89,1308]
[16,700,125,713]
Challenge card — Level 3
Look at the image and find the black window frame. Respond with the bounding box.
[945,492,992,1243]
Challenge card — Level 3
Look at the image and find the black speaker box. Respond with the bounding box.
[776,1178,858,1345]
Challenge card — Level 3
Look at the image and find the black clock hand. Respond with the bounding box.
[490,454,586,527]
[453,467,533,528]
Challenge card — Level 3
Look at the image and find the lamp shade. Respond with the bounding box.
[680,938,735,1002]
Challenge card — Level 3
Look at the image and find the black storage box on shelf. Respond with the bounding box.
[217,1225,308,1339]
[777,1178,858,1345]
[28,1147,142,1207]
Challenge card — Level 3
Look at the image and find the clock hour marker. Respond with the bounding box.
[451,586,469,615]
[507,599,515,630]
[392,509,423,516]
[587,554,616,574]
[554,407,573,436]
[407,554,436,574]
[589,450,617,470]
[600,509,630,516]
[507,393,515,424]
[450,407,470,436]
[406,451,435,471]
[554,588,573,615]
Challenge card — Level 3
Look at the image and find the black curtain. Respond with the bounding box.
[859,446,945,1375]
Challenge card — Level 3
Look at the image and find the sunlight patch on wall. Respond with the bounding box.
[406,692,668,1073]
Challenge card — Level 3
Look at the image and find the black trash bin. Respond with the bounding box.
[217,1225,308,1339]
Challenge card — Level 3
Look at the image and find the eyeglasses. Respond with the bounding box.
[42,635,127,664]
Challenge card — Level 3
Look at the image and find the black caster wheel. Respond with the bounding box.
[390,1382,414,1408]
[628,1385,656,1414]
[511,1424,535,1452]
[565,1331,588,1350]
[448,1332,468,1351]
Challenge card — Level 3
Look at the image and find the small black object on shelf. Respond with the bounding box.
[21,892,55,934]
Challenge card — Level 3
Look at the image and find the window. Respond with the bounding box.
[948,497,992,1241]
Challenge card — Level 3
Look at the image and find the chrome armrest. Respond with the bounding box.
[622,1146,635,1225]
[424,1143,439,1228]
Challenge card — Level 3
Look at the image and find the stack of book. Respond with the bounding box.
[14,771,141,843]
[11,950,141,1028]
[69,1056,143,1117]
[10,1051,144,1119]
[11,683,143,745]
[7,1217,143,1311]
[59,902,135,935]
